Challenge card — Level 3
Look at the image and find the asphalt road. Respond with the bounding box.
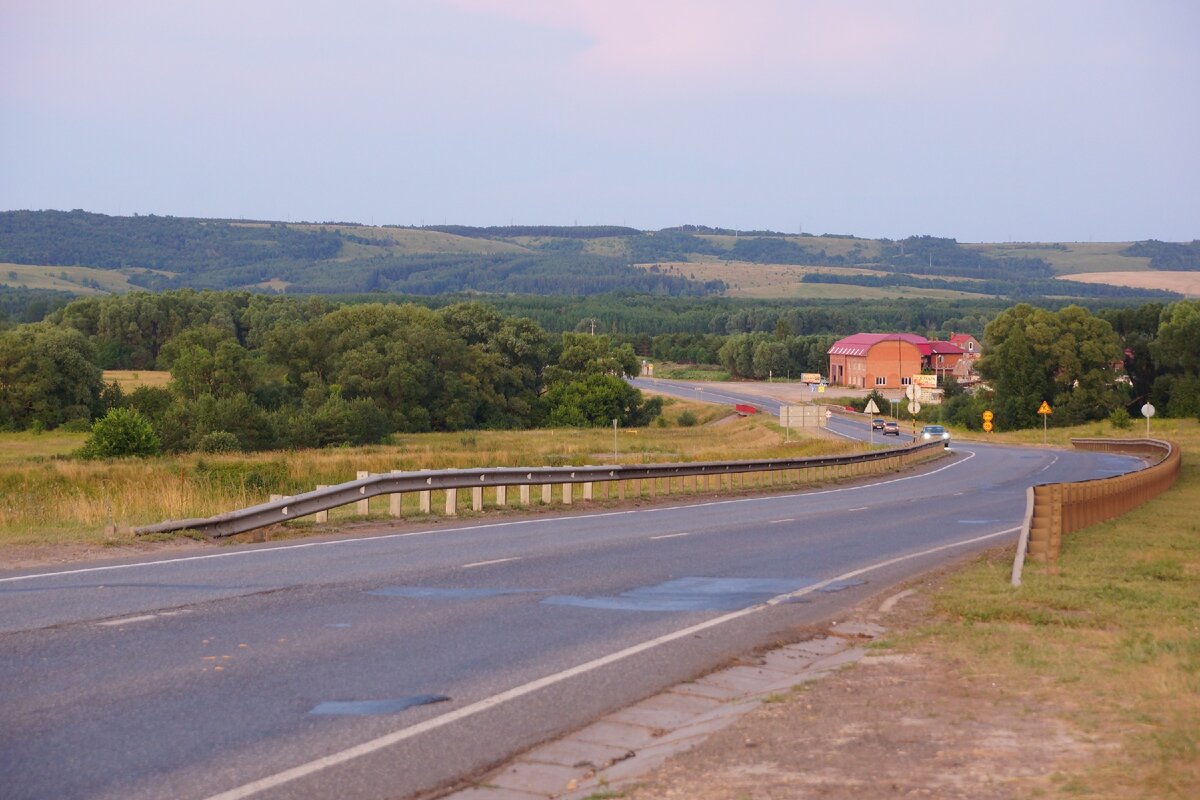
[630,376,916,444]
[0,414,1143,799]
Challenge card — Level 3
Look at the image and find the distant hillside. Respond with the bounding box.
[0,210,1186,302]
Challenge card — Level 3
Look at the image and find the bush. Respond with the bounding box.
[196,430,241,453]
[1108,407,1133,430]
[677,410,698,427]
[79,407,161,459]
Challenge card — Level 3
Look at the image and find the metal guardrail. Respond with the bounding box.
[1011,438,1181,584]
[136,439,948,538]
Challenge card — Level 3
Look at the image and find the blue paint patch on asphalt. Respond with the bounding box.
[542,576,814,613]
[368,586,532,600]
[308,695,450,716]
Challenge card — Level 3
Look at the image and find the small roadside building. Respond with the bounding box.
[827,333,925,389]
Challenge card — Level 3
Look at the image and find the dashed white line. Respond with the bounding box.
[768,518,796,524]
[650,532,690,540]
[1035,455,1060,475]
[202,524,1020,800]
[461,557,520,569]
[97,614,158,627]
[848,506,869,512]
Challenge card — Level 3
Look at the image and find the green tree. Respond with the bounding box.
[79,407,160,458]
[543,374,661,428]
[0,323,104,430]
[979,304,1125,428]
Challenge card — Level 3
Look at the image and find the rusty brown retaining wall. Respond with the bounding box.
[1024,438,1181,566]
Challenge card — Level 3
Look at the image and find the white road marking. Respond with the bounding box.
[1035,455,1060,475]
[96,614,158,627]
[650,532,690,540]
[848,506,869,512]
[202,524,1020,800]
[768,518,796,524]
[460,558,519,569]
[0,450,978,586]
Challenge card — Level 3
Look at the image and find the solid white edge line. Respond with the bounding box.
[202,523,1019,800]
[461,558,519,569]
[0,450,976,586]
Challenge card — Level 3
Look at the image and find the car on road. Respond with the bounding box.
[882,421,900,436]
[921,424,951,446]
[871,418,886,430]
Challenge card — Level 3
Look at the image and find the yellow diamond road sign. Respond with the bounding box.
[1037,401,1052,415]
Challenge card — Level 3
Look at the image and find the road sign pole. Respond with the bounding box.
[1043,412,1047,445]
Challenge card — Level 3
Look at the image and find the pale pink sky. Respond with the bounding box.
[1,0,1196,241]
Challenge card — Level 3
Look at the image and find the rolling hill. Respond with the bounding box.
[0,210,1190,302]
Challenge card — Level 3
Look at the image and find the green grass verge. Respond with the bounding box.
[898,418,1199,798]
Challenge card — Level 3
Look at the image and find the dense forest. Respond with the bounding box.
[1122,240,1200,270]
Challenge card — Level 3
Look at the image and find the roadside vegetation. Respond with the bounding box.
[0,403,861,548]
[888,417,1199,798]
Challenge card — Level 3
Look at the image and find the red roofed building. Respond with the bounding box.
[948,333,982,359]
[827,334,967,388]
[827,333,924,389]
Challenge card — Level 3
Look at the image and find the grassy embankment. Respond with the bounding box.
[881,417,1199,798]
[0,399,869,549]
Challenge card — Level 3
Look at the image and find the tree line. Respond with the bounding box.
[0,294,661,454]
[938,300,1200,432]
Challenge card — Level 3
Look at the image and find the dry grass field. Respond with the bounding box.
[0,400,864,548]
[1059,270,1200,297]
[636,260,994,300]
[288,223,531,255]
[966,241,1150,274]
[0,263,166,295]
[102,370,173,390]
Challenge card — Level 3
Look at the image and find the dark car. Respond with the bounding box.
[882,421,900,436]
[871,418,886,430]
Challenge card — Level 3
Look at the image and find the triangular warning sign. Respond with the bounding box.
[1037,400,1052,415]
[863,399,880,414]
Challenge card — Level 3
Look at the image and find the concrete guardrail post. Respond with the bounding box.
[389,470,403,517]
[315,486,330,522]
[356,471,370,515]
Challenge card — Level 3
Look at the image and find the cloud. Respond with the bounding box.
[449,0,1013,94]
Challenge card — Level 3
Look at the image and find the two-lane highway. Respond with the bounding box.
[0,411,1144,799]
[630,376,915,443]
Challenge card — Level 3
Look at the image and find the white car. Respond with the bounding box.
[920,424,951,447]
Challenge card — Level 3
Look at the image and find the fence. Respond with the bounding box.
[135,439,947,539]
[1011,438,1182,585]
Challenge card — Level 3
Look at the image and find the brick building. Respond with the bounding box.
[827,333,967,389]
